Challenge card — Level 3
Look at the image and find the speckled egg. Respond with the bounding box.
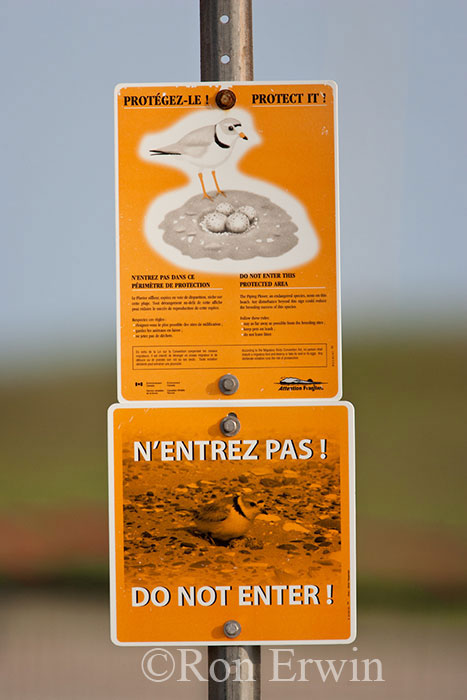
[215,202,235,216]
[238,205,257,222]
[226,212,250,233]
[204,212,227,233]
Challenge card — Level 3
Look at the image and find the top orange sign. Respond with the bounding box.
[115,82,341,401]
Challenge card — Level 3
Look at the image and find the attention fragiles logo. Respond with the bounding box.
[277,377,326,392]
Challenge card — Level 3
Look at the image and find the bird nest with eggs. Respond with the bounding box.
[160,190,298,260]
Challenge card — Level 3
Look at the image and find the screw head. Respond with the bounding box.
[219,374,239,395]
[223,619,241,638]
[220,412,240,436]
[216,89,236,110]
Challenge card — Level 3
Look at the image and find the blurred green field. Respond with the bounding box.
[1,333,466,604]
[0,364,114,509]
[344,333,467,530]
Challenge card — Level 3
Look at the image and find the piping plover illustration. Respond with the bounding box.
[194,494,262,542]
[150,118,248,199]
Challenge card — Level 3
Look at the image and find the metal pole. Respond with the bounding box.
[200,4,259,697]
[200,0,254,81]
[208,645,261,700]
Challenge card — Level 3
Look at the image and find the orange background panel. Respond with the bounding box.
[109,403,355,645]
[116,83,341,401]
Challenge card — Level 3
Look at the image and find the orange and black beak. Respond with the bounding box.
[239,131,248,140]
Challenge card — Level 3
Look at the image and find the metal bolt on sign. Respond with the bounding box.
[215,89,237,109]
[200,2,260,698]
[223,619,242,638]
[220,412,241,436]
[219,373,239,395]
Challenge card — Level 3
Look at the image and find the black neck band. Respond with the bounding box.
[233,496,246,517]
[214,130,230,149]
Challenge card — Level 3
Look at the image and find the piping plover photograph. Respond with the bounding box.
[121,442,342,587]
[193,494,264,542]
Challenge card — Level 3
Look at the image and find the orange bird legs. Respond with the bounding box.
[211,170,226,196]
[198,172,212,199]
[198,171,227,199]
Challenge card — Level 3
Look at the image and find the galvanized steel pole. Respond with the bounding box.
[200,6,259,699]
[208,645,261,700]
[200,0,254,81]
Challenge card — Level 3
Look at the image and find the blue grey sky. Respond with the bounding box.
[2,0,466,367]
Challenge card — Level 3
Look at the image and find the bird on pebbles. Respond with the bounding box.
[150,118,248,199]
[193,494,263,543]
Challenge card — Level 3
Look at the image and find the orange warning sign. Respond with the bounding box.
[115,82,341,401]
[108,402,355,645]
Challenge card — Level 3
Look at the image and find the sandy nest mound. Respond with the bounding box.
[160,190,298,261]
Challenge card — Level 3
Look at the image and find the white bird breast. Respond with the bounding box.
[182,140,235,171]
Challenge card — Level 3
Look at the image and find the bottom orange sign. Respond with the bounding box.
[108,402,355,645]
